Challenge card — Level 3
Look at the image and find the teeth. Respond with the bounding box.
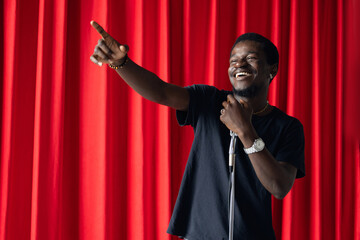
[235,72,251,78]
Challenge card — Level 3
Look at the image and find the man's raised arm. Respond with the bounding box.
[90,20,189,111]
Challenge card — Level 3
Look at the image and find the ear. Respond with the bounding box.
[269,64,278,80]
[271,64,278,77]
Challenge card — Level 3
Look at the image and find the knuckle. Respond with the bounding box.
[94,49,105,58]
[94,47,100,54]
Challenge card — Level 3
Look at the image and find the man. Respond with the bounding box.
[90,20,305,240]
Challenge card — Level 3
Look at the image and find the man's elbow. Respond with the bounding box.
[273,190,289,200]
[272,165,297,199]
[271,181,293,199]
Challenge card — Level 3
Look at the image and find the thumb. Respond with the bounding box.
[119,44,129,53]
[239,99,252,111]
[239,99,247,107]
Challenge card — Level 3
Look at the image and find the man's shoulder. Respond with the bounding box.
[269,107,304,131]
[185,84,231,98]
[185,84,218,92]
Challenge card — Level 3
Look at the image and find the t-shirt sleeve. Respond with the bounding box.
[176,85,218,128]
[276,119,305,178]
[176,86,197,127]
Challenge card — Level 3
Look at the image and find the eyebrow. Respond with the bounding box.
[230,51,259,58]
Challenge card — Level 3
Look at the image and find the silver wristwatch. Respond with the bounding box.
[243,138,265,154]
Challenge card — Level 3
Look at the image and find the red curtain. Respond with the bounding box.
[1,0,359,239]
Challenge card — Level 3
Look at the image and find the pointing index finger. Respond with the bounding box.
[90,20,110,39]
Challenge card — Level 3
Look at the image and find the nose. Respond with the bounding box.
[234,58,248,68]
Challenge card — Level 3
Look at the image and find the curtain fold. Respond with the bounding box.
[1,0,359,239]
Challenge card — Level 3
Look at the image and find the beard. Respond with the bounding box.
[232,84,261,98]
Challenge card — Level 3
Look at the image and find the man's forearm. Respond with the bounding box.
[114,58,189,111]
[114,59,168,104]
[90,21,189,111]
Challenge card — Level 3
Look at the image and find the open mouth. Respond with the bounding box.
[234,72,252,79]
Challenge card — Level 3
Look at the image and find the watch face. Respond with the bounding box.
[254,139,265,150]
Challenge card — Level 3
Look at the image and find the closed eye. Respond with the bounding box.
[247,56,257,60]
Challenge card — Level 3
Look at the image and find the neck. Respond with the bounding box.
[253,101,270,115]
[234,94,270,115]
[233,84,270,115]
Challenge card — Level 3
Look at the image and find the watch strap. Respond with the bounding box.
[243,138,265,154]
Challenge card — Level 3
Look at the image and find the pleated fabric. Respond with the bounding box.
[1,0,359,239]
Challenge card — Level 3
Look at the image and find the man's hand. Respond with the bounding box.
[220,95,255,140]
[90,20,128,66]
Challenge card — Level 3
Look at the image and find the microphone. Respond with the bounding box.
[229,131,237,171]
[229,130,237,240]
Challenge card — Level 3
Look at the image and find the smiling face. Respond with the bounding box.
[228,40,276,98]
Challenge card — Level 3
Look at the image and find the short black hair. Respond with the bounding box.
[231,33,279,66]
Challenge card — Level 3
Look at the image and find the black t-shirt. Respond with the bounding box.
[167,85,305,240]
